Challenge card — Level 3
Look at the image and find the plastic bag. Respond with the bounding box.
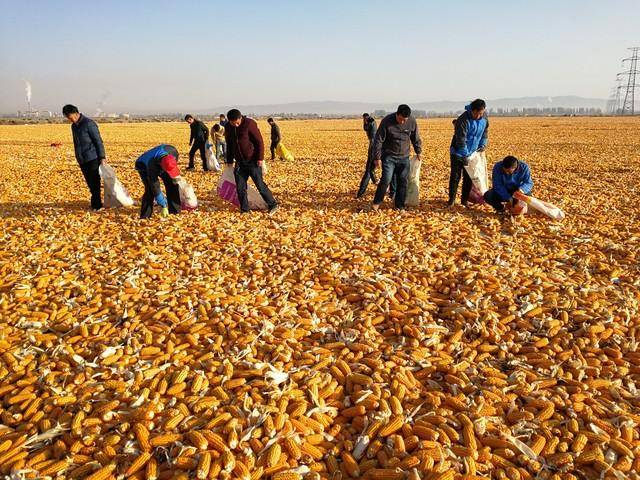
[216,166,268,210]
[99,163,134,208]
[526,196,565,220]
[406,156,421,207]
[177,178,198,211]
[205,143,221,171]
[275,143,295,161]
[464,151,489,204]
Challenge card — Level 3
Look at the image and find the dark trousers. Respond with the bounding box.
[138,170,181,219]
[216,141,226,161]
[484,188,517,212]
[373,155,410,208]
[448,154,472,204]
[270,140,279,159]
[189,140,207,170]
[79,159,102,210]
[234,163,277,213]
[357,142,378,197]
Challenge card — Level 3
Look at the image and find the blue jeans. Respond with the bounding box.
[373,155,410,208]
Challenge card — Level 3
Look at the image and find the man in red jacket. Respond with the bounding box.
[224,109,279,214]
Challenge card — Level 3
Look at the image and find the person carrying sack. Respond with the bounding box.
[185,114,209,171]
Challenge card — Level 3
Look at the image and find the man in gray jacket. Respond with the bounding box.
[63,104,106,211]
[372,105,422,209]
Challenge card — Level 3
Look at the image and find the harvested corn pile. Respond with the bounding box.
[0,117,639,480]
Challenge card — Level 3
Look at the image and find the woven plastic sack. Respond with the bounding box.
[216,166,267,210]
[205,143,221,171]
[406,156,421,207]
[99,163,134,207]
[177,178,198,210]
[526,196,565,220]
[464,151,488,204]
[275,143,295,161]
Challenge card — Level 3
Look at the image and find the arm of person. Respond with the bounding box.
[493,164,511,201]
[274,125,281,143]
[224,128,235,164]
[478,116,489,151]
[189,125,195,146]
[372,118,387,166]
[411,120,422,159]
[88,121,106,161]
[519,163,534,195]
[249,120,265,165]
[453,115,470,158]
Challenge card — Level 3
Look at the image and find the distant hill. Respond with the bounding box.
[201,96,607,116]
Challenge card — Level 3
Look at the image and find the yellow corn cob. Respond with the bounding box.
[85,463,116,480]
[196,451,211,480]
[145,457,158,480]
[126,452,152,476]
[341,451,360,477]
[378,417,403,437]
[186,430,208,450]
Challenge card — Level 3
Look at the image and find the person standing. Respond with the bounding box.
[372,105,422,210]
[449,99,489,207]
[357,113,378,198]
[212,124,227,161]
[184,114,209,171]
[63,104,106,211]
[134,144,183,219]
[225,109,279,214]
[267,118,281,160]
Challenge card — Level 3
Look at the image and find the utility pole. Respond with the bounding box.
[618,47,640,115]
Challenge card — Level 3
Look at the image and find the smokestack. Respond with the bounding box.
[24,80,32,112]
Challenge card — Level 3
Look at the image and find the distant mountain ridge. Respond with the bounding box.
[200,96,606,115]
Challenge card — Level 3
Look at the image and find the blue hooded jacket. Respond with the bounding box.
[450,105,489,158]
[135,144,178,208]
[491,159,534,201]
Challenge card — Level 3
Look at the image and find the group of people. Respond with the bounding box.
[357,100,534,214]
[63,99,534,219]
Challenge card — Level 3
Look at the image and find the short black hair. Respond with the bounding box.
[213,124,221,132]
[219,114,226,118]
[503,156,518,169]
[62,104,79,116]
[227,109,242,121]
[362,113,369,118]
[470,99,486,111]
[184,114,194,121]
[396,104,411,118]
[267,117,274,123]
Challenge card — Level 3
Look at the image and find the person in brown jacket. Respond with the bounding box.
[224,109,279,214]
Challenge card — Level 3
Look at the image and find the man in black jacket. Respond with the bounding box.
[185,114,209,171]
[267,117,281,160]
[357,113,378,197]
[63,104,106,211]
[372,104,422,210]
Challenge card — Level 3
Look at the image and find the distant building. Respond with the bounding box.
[373,109,386,117]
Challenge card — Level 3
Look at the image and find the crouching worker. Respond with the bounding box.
[484,155,533,214]
[135,144,182,219]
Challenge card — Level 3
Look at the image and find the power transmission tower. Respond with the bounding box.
[618,47,640,115]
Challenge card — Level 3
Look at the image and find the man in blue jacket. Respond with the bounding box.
[63,104,106,211]
[484,156,534,213]
[135,144,183,219]
[449,99,489,207]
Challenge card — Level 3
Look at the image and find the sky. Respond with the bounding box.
[0,0,638,113]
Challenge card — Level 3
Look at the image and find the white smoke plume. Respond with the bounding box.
[95,91,111,116]
[24,80,32,105]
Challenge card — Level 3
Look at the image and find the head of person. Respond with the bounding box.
[227,109,242,127]
[502,156,519,175]
[213,124,221,132]
[62,104,80,123]
[184,114,194,124]
[219,114,226,121]
[469,99,486,120]
[395,104,411,125]
[160,154,181,179]
[267,117,274,125]
[362,113,369,120]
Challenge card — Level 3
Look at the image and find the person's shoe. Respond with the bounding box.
[92,207,104,213]
[462,201,470,208]
[447,200,455,208]
[268,204,280,215]
[371,203,380,211]
[186,166,195,171]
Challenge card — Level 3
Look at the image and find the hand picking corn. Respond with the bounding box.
[0,117,638,480]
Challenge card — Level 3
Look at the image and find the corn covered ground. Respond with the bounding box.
[0,117,639,480]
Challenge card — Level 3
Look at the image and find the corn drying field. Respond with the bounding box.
[0,117,639,480]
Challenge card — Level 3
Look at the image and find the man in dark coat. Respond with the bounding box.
[185,114,209,171]
[267,117,281,160]
[63,104,106,211]
[224,109,279,214]
[357,113,378,197]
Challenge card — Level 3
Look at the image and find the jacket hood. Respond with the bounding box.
[464,104,471,112]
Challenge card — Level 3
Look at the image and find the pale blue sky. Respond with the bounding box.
[0,0,637,113]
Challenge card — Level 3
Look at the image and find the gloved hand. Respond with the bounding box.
[160,207,169,218]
